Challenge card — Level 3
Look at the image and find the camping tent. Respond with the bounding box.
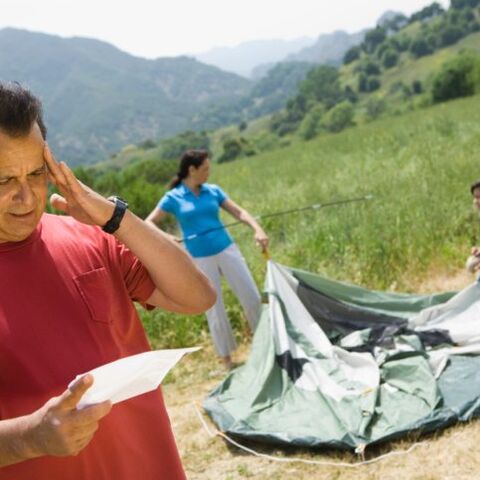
[204,261,480,450]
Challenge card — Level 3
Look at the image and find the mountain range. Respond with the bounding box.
[0,28,250,164]
[0,17,385,165]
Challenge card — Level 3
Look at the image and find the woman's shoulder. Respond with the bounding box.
[164,184,186,198]
[203,183,226,194]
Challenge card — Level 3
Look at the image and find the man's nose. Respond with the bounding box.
[13,180,35,206]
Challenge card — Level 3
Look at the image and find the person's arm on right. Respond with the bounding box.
[0,375,111,467]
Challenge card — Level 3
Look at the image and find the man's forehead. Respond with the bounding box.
[0,125,45,171]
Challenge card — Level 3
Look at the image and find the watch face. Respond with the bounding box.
[108,196,129,208]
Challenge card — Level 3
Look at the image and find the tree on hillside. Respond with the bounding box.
[439,25,465,46]
[451,0,480,9]
[365,96,386,120]
[363,27,387,54]
[409,2,444,23]
[382,49,399,68]
[160,130,210,160]
[322,101,355,133]
[298,65,344,109]
[432,53,479,102]
[298,104,325,140]
[381,14,408,33]
[218,137,255,163]
[344,46,361,65]
[367,77,381,92]
[396,35,412,52]
[409,37,434,58]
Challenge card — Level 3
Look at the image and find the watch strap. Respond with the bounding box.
[102,196,129,234]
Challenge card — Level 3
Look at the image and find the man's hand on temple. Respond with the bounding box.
[44,144,115,227]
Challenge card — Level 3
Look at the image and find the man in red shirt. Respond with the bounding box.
[0,82,216,479]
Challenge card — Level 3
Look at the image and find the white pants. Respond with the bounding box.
[194,244,261,357]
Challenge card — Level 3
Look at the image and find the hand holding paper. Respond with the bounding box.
[69,348,200,409]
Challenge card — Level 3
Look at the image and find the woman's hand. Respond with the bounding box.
[254,229,269,252]
[44,145,115,227]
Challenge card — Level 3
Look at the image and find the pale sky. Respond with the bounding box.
[1,0,449,58]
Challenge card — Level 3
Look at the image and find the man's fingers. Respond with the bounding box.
[44,144,67,185]
[59,162,84,193]
[58,374,94,411]
[72,401,112,425]
[50,193,69,214]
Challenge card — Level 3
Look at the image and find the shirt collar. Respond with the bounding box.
[180,182,205,197]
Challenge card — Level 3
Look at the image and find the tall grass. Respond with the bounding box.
[141,95,480,348]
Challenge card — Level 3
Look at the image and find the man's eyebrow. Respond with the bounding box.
[0,164,46,179]
[28,165,47,174]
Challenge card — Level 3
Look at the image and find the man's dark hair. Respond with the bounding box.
[0,82,47,139]
[471,180,480,195]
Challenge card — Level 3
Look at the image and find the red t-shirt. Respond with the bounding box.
[0,214,186,479]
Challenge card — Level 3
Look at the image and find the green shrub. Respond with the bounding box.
[382,49,399,69]
[367,77,381,92]
[440,25,464,46]
[432,53,479,102]
[218,137,255,163]
[322,101,354,133]
[298,104,325,140]
[365,96,386,120]
[410,38,434,58]
[344,46,361,65]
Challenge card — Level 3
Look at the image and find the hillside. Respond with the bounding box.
[0,28,251,165]
[76,91,480,290]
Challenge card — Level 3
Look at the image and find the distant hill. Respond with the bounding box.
[0,28,251,165]
[286,30,366,65]
[250,29,367,80]
[193,61,316,128]
[194,37,315,78]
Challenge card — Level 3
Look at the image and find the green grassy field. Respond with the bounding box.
[141,93,480,350]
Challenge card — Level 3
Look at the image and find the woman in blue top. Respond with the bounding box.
[146,150,268,369]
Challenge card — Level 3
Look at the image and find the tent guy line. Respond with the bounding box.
[181,194,374,242]
[193,402,439,468]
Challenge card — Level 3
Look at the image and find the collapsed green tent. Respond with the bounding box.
[204,261,480,450]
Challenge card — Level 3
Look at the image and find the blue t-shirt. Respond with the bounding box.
[158,183,233,257]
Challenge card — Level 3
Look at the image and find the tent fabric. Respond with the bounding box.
[204,261,480,450]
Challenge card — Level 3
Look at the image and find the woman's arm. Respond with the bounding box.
[221,198,269,251]
[145,207,167,226]
[145,207,181,245]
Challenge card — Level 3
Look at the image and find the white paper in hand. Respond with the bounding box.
[70,347,200,409]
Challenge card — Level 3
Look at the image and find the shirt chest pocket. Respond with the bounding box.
[74,268,115,324]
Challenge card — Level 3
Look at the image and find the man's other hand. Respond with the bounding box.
[25,374,111,458]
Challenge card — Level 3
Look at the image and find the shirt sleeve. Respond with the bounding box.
[211,184,229,205]
[106,236,156,306]
[157,192,175,214]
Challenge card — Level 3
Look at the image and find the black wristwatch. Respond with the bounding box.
[102,196,129,234]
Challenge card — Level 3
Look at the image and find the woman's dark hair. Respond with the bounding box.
[0,82,47,139]
[168,149,209,189]
[471,180,480,195]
